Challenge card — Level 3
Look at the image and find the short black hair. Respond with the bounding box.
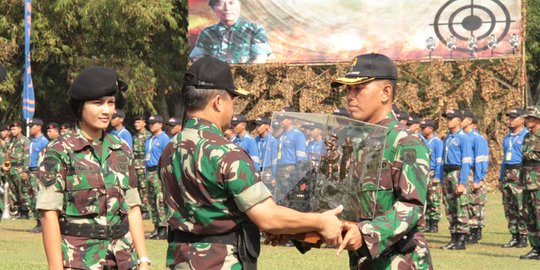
[182,86,230,111]
[69,98,85,121]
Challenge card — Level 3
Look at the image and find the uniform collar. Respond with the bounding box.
[184,117,223,136]
[70,126,122,152]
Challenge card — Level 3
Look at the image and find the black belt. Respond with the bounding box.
[444,165,461,172]
[523,160,540,167]
[133,153,145,160]
[505,164,522,170]
[168,229,238,245]
[60,218,129,240]
[28,167,38,171]
[147,166,158,172]
[9,161,22,166]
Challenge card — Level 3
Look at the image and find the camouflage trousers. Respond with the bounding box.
[442,170,470,234]
[7,169,29,213]
[501,167,527,235]
[468,181,487,229]
[135,167,149,213]
[274,164,297,205]
[27,170,40,220]
[349,233,433,270]
[166,242,241,270]
[61,233,137,269]
[147,170,166,227]
[425,175,442,222]
[524,188,540,248]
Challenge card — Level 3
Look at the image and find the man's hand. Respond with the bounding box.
[472,181,483,190]
[432,178,440,184]
[21,172,28,181]
[337,222,363,255]
[1,164,8,172]
[456,184,465,195]
[317,205,344,246]
[264,233,291,246]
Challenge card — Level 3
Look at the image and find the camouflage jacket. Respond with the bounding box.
[133,128,150,169]
[6,134,30,173]
[189,17,272,64]
[356,112,431,265]
[35,126,141,225]
[159,117,271,268]
[521,127,540,190]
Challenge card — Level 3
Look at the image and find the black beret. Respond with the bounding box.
[69,67,120,101]
[11,121,22,128]
[47,122,59,130]
[61,122,72,129]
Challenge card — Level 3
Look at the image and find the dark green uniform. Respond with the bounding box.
[521,125,540,251]
[5,134,30,215]
[133,128,150,213]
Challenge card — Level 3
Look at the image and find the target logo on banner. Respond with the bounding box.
[431,0,515,53]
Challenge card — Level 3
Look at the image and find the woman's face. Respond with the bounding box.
[81,96,116,131]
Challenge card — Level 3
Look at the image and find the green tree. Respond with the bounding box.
[0,0,188,123]
[526,0,540,104]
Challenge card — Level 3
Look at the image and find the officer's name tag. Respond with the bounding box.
[506,152,512,161]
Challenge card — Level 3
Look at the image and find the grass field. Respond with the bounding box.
[0,193,538,269]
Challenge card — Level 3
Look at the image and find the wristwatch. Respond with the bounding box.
[138,257,151,265]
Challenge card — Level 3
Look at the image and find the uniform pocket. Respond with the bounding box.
[64,188,100,217]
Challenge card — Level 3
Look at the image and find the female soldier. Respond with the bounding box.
[36,67,149,269]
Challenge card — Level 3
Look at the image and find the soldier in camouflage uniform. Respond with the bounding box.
[189,0,272,64]
[334,54,432,270]
[519,106,540,259]
[36,67,150,269]
[133,115,151,219]
[500,108,529,248]
[0,124,9,215]
[26,118,49,233]
[1,121,30,218]
[160,56,344,269]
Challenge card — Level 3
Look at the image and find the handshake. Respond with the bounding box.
[263,205,365,255]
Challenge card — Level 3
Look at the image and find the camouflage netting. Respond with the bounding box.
[231,56,525,191]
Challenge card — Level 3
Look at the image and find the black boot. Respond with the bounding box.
[440,234,456,250]
[422,221,431,233]
[466,228,478,244]
[477,228,482,241]
[519,247,540,260]
[429,221,439,233]
[19,209,30,220]
[517,234,528,248]
[150,226,167,240]
[147,224,159,239]
[450,233,466,250]
[28,220,42,233]
[502,234,519,248]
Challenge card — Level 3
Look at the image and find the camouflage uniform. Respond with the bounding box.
[189,17,272,64]
[350,112,433,270]
[159,117,272,269]
[501,167,527,235]
[133,128,150,214]
[36,127,141,269]
[521,127,540,250]
[5,135,30,215]
[0,137,7,212]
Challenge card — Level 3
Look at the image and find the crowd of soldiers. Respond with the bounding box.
[1,54,539,269]
[0,113,183,241]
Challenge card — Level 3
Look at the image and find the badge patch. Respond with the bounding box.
[402,149,417,165]
[40,156,59,187]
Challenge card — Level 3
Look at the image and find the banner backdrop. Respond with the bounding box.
[188,0,522,64]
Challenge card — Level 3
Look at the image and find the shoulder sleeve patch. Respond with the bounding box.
[39,156,60,188]
[402,148,417,165]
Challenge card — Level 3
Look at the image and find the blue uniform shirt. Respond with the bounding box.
[145,131,170,168]
[111,127,133,150]
[256,133,278,174]
[235,132,260,170]
[423,134,444,180]
[29,134,49,168]
[277,128,307,165]
[442,129,473,185]
[500,127,528,180]
[307,139,325,165]
[467,129,489,183]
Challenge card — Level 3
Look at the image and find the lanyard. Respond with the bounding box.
[445,135,456,163]
[507,133,520,151]
[146,136,157,161]
[278,132,288,160]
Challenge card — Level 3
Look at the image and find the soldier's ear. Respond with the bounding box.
[381,84,391,104]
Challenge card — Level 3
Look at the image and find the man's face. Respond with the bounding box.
[81,96,115,131]
[446,117,461,130]
[346,80,388,123]
[47,128,60,140]
[10,126,21,137]
[212,0,241,25]
[508,116,524,129]
[460,117,472,129]
[149,122,163,134]
[0,130,9,139]
[409,123,420,133]
[29,124,41,136]
[310,128,322,139]
[60,127,70,135]
[223,128,235,140]
[420,126,432,137]
[280,118,292,129]
[170,124,182,135]
[256,123,267,136]
[232,122,245,134]
[111,116,122,127]
[134,120,146,131]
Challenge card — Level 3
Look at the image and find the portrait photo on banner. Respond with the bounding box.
[187,0,522,64]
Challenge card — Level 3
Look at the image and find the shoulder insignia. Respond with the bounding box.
[402,148,417,165]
